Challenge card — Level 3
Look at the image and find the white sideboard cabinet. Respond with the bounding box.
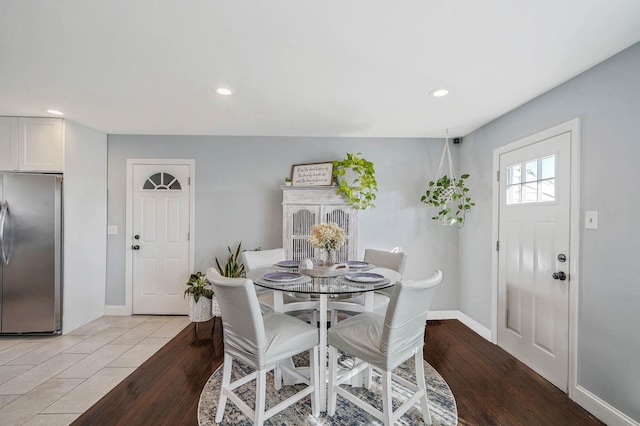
[282,186,358,262]
[0,117,63,172]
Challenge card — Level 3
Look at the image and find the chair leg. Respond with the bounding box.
[327,345,339,415]
[255,368,267,425]
[364,363,373,389]
[310,346,320,417]
[381,370,393,426]
[330,309,338,326]
[415,351,432,425]
[274,363,282,390]
[215,353,233,423]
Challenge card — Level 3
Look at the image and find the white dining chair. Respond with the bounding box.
[328,249,407,323]
[327,270,443,425]
[206,269,320,425]
[366,248,407,314]
[363,248,407,274]
[242,248,287,271]
[242,248,318,315]
[241,248,286,306]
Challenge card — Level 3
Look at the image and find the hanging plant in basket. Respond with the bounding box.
[421,134,475,228]
[421,174,475,227]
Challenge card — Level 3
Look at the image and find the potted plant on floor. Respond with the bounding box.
[332,152,378,210]
[184,271,214,322]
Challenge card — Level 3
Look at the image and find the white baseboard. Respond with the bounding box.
[427,310,493,341]
[103,305,131,316]
[574,385,639,426]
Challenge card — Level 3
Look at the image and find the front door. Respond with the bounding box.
[497,131,571,391]
[131,162,192,314]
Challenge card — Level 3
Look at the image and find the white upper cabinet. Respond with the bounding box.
[0,117,64,172]
[0,117,19,170]
[18,117,64,172]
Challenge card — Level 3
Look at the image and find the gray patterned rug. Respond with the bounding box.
[198,353,457,425]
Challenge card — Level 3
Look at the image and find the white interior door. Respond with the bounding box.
[497,131,571,391]
[132,163,192,314]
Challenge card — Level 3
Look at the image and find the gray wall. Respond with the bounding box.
[459,42,640,421]
[106,136,461,310]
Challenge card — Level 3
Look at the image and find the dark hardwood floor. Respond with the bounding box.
[73,319,603,425]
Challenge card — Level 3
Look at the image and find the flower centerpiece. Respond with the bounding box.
[308,222,345,266]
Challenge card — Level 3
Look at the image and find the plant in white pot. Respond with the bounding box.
[332,152,378,210]
[184,271,214,322]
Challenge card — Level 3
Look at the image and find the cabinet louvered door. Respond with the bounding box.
[287,206,318,261]
[322,207,357,262]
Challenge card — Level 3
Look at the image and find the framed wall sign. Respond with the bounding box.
[291,162,334,186]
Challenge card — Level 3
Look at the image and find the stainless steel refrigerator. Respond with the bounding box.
[0,173,62,334]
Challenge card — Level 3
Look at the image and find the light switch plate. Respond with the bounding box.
[585,211,598,230]
[107,225,118,235]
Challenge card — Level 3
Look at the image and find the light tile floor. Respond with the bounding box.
[0,315,190,426]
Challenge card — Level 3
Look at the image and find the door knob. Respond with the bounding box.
[552,271,567,281]
[132,245,140,250]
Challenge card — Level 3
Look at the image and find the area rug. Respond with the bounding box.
[198,353,457,425]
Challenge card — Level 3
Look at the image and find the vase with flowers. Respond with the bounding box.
[308,222,345,267]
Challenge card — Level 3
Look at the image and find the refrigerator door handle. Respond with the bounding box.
[0,200,10,265]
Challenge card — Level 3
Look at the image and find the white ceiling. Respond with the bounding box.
[1,0,640,138]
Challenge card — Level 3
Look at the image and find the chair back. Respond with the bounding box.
[206,267,266,363]
[380,270,442,358]
[206,266,222,280]
[364,249,407,275]
[241,248,286,271]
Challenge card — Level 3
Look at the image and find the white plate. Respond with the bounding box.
[346,261,370,269]
[263,272,302,282]
[275,260,299,268]
[345,272,385,283]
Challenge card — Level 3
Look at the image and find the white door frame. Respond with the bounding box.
[491,118,581,398]
[124,158,196,315]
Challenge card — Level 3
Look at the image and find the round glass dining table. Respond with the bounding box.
[246,265,395,412]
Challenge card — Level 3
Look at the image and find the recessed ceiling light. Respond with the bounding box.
[216,87,233,96]
[47,109,64,115]
[429,89,449,98]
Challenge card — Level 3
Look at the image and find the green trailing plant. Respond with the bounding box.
[332,152,378,210]
[215,242,246,278]
[421,174,475,227]
[183,271,214,302]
